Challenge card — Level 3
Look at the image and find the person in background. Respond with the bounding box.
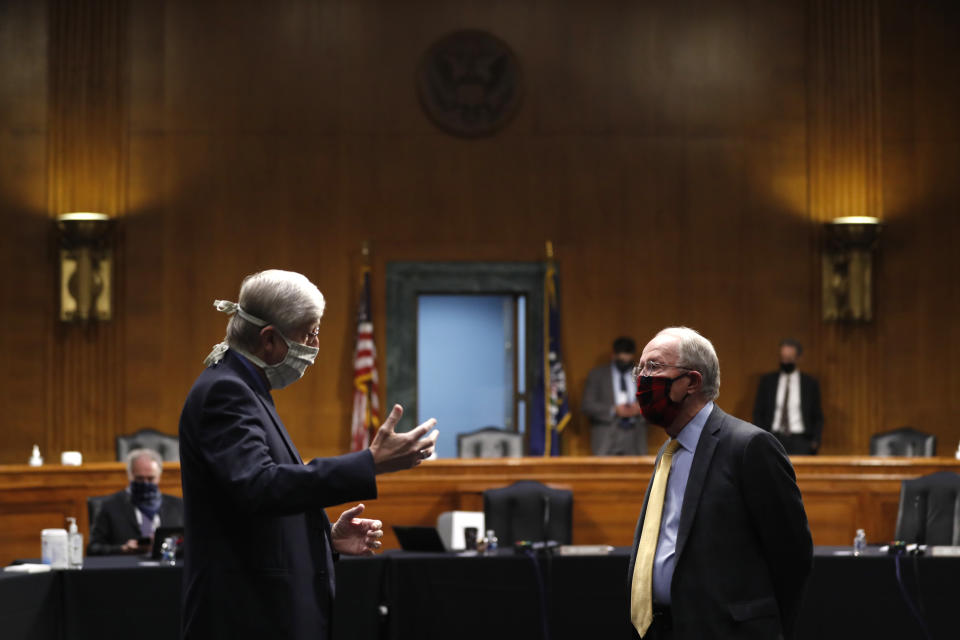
[752,338,824,455]
[87,448,184,555]
[628,327,812,639]
[178,269,438,640]
[582,336,648,455]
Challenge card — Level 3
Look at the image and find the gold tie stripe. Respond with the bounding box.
[630,438,682,637]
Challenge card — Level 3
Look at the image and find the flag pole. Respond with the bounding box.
[544,240,554,456]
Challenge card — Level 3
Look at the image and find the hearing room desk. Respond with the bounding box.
[2,548,957,640]
[2,456,959,567]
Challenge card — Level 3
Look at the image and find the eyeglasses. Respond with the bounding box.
[301,327,320,346]
[632,360,694,378]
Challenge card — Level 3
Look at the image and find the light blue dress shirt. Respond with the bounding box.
[651,401,714,605]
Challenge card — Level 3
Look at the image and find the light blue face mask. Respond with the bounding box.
[205,300,319,390]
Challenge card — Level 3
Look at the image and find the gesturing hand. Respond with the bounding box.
[369,404,439,474]
[331,504,383,556]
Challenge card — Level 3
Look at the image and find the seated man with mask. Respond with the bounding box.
[87,448,185,555]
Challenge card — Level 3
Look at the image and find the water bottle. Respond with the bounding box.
[484,529,498,555]
[853,529,866,556]
[160,537,177,566]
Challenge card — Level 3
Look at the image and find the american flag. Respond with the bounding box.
[350,266,379,451]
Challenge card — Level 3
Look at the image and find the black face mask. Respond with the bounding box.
[614,360,634,373]
[780,362,796,374]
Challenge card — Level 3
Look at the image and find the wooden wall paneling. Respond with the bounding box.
[807,0,885,455]
[0,0,53,465]
[876,0,960,456]
[45,0,130,462]
[0,0,958,463]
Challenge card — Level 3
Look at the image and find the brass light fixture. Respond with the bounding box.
[56,212,114,322]
[822,216,882,322]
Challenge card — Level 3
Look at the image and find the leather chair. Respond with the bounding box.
[869,426,936,457]
[457,426,523,458]
[482,480,573,547]
[87,494,112,529]
[116,428,180,462]
[894,471,960,545]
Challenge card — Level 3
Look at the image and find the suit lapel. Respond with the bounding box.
[124,494,141,533]
[224,351,304,464]
[254,393,303,463]
[674,406,723,561]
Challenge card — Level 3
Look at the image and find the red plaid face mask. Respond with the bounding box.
[636,373,689,427]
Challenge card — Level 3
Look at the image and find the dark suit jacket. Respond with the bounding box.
[628,406,813,639]
[752,371,824,450]
[178,350,377,640]
[86,490,184,555]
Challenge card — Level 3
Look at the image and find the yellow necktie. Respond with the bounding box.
[631,439,682,637]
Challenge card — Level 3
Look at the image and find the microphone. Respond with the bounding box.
[913,493,927,545]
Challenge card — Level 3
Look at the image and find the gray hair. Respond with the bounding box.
[658,326,721,401]
[125,448,163,479]
[225,270,326,351]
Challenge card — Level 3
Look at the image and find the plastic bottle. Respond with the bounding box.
[853,528,866,556]
[29,445,43,466]
[66,517,83,569]
[484,529,498,555]
[160,537,177,566]
[41,528,68,569]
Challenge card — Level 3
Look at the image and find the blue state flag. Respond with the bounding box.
[529,261,570,456]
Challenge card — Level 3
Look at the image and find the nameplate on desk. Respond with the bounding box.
[930,546,960,557]
[554,545,614,556]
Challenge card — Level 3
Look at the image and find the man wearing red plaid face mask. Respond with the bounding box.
[627,327,812,640]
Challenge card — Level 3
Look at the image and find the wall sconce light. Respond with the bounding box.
[822,216,882,322]
[56,212,114,322]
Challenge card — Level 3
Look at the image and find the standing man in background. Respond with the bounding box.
[178,269,438,640]
[582,336,648,455]
[752,338,824,455]
[628,327,811,639]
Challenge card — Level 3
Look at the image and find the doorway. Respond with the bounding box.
[385,261,544,456]
[417,294,526,458]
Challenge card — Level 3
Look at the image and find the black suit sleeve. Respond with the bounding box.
[752,375,774,430]
[741,431,813,637]
[193,377,376,517]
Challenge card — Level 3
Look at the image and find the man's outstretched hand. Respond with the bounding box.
[368,404,438,474]
[331,504,383,556]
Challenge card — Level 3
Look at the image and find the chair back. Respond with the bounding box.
[869,426,936,457]
[116,428,180,462]
[87,494,112,530]
[482,480,573,547]
[894,471,960,545]
[457,427,523,458]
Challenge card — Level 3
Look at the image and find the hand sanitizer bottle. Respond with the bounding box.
[66,517,83,569]
[29,445,43,466]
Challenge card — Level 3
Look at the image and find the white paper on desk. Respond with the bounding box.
[930,546,960,557]
[3,563,52,573]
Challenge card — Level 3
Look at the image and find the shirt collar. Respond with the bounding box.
[232,350,271,396]
[675,401,714,453]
